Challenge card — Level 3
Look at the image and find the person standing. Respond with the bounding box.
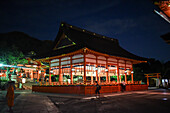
[95,81,101,98]
[6,81,14,112]
[121,80,126,92]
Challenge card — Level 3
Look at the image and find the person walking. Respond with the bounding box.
[95,81,101,98]
[6,81,14,112]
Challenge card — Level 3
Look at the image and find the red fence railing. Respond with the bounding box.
[32,84,148,95]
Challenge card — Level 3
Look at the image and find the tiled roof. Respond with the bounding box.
[36,22,147,61]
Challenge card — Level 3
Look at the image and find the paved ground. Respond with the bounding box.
[0,90,59,113]
[0,89,170,113]
[48,89,170,113]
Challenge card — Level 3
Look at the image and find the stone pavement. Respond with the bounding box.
[1,89,170,113]
[0,90,60,113]
[48,89,170,113]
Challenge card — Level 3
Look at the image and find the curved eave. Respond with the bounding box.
[36,47,147,64]
[85,48,147,64]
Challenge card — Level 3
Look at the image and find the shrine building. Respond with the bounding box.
[36,22,147,86]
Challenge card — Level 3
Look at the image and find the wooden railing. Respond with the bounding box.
[32,84,148,95]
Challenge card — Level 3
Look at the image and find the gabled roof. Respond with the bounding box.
[37,22,147,61]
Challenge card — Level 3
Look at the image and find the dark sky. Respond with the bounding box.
[0,0,170,62]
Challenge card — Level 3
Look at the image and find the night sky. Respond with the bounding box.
[0,0,170,62]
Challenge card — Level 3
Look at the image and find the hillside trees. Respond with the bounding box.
[0,44,28,80]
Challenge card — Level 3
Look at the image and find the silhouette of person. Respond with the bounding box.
[121,80,126,92]
[95,81,101,98]
[6,81,14,112]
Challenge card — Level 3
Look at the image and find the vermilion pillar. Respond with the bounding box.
[59,58,63,85]
[91,73,93,84]
[37,68,40,82]
[49,62,51,84]
[131,63,134,84]
[131,69,134,84]
[43,69,46,79]
[83,53,86,84]
[31,70,33,81]
[106,58,108,83]
[157,73,159,79]
[146,74,149,85]
[108,66,110,83]
[124,61,127,84]
[117,59,120,84]
[96,56,98,82]
[70,56,73,84]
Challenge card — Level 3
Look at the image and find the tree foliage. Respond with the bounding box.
[133,58,170,83]
[0,45,28,65]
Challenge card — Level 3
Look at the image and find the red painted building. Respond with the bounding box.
[35,22,147,85]
[32,22,148,94]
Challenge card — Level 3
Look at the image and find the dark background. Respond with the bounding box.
[0,0,170,62]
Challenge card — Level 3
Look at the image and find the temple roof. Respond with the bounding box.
[36,22,147,61]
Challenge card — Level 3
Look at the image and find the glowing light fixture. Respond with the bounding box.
[105,69,108,72]
[0,64,3,67]
[22,78,26,83]
[33,65,37,67]
[131,71,134,74]
[50,71,53,73]
[162,98,168,101]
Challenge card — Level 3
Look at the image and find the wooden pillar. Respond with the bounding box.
[131,69,134,84]
[146,74,149,86]
[83,53,86,84]
[106,58,108,83]
[120,74,122,83]
[31,70,33,81]
[91,73,93,84]
[49,62,51,84]
[43,69,46,81]
[124,61,127,84]
[96,56,98,82]
[117,59,120,84]
[70,56,73,84]
[59,58,63,85]
[157,73,159,79]
[108,65,110,83]
[99,74,101,83]
[37,69,39,82]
